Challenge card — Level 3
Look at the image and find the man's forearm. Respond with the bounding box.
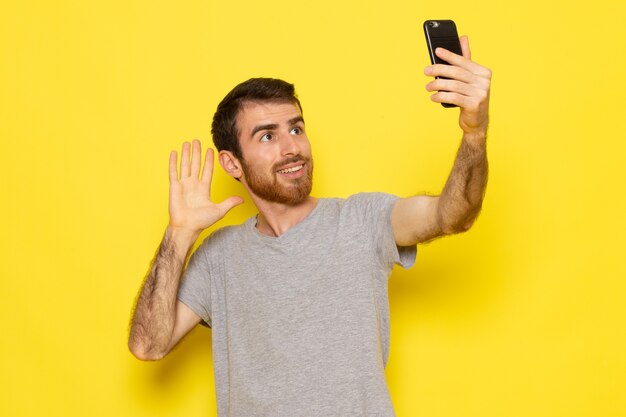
[437,131,488,234]
[128,226,196,360]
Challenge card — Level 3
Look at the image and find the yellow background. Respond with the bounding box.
[2,1,625,416]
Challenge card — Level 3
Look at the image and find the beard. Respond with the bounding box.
[240,155,314,205]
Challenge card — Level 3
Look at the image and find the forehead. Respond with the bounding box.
[237,101,302,132]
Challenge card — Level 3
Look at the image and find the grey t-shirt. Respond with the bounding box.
[177,192,416,417]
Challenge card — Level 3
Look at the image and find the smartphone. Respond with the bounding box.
[423,20,463,108]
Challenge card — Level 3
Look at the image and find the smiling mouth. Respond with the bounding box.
[276,164,304,174]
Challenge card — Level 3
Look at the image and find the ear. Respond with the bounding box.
[218,150,243,180]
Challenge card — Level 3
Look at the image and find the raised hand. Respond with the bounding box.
[424,35,492,136]
[168,140,243,238]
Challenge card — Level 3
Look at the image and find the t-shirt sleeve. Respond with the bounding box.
[177,238,213,327]
[349,192,417,270]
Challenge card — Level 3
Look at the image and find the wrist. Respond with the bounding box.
[462,129,487,147]
[165,225,199,258]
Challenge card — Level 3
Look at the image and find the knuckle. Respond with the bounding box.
[442,92,455,103]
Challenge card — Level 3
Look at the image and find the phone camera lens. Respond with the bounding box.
[429,21,440,28]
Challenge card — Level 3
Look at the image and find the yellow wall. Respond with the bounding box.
[2,1,625,416]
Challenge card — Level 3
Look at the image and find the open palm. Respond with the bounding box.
[168,140,243,235]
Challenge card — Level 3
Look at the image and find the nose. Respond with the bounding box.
[279,131,300,156]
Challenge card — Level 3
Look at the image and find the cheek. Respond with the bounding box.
[246,147,277,167]
[301,137,312,155]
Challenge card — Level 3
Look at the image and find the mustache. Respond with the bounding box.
[273,155,310,171]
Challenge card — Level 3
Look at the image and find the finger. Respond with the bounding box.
[216,196,244,217]
[435,47,488,77]
[169,151,178,182]
[435,47,464,66]
[201,148,214,185]
[180,141,191,178]
[190,139,202,178]
[425,64,475,84]
[426,78,476,97]
[460,35,471,60]
[430,90,475,109]
[430,90,463,107]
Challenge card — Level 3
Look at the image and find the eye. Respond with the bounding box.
[259,133,273,142]
[290,127,303,135]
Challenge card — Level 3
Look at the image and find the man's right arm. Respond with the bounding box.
[128,140,243,361]
[128,227,200,361]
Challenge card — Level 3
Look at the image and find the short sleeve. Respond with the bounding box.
[177,240,212,327]
[347,193,417,270]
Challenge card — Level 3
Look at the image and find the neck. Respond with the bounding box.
[252,196,318,237]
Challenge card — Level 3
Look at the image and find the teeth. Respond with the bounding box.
[277,165,303,174]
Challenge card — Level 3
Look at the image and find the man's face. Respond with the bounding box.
[235,101,313,205]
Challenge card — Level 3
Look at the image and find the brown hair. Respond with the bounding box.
[211,78,303,160]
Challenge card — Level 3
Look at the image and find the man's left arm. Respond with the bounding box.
[392,36,491,246]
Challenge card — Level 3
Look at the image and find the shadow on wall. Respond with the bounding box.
[387,140,519,331]
[156,326,213,383]
[389,228,508,324]
[126,322,214,413]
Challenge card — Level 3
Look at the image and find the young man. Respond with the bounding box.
[129,37,491,416]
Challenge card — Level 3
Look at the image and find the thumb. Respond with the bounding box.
[216,196,244,216]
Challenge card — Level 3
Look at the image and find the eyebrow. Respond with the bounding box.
[250,116,305,139]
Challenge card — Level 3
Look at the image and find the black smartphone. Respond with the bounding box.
[423,20,463,108]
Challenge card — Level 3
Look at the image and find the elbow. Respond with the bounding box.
[128,341,166,362]
[441,223,471,235]
[459,219,476,233]
[439,206,481,235]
